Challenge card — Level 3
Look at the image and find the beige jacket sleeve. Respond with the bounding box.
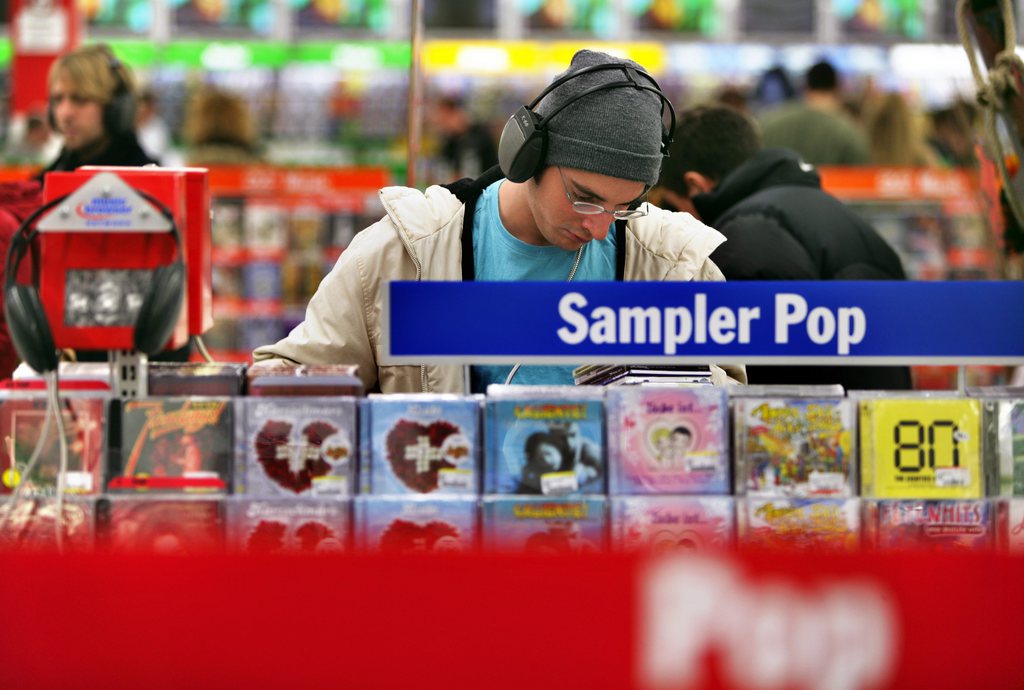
[252,218,387,393]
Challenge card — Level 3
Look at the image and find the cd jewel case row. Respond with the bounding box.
[1,382,1022,555]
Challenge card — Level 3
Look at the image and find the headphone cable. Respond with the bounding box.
[504,242,585,386]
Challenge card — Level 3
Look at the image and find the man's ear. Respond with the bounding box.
[683,171,715,197]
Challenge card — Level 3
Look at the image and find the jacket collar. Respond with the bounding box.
[693,148,821,224]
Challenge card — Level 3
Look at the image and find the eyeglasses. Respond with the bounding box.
[557,167,648,220]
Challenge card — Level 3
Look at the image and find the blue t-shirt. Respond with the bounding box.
[470,179,615,393]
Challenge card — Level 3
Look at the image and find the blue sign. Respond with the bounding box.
[382,281,1024,365]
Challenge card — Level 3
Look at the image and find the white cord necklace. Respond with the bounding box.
[504,243,585,385]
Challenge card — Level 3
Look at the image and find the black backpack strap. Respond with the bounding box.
[441,165,505,282]
[615,218,627,281]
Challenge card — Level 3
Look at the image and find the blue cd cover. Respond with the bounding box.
[481,496,606,553]
[484,386,605,496]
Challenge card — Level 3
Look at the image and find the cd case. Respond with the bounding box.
[0,496,97,552]
[484,386,606,496]
[481,496,606,554]
[107,398,234,493]
[225,497,351,554]
[0,392,107,497]
[606,387,729,495]
[96,497,224,555]
[859,397,984,499]
[733,397,856,498]
[738,498,861,552]
[355,496,477,554]
[610,496,734,553]
[238,397,357,499]
[361,395,480,495]
[866,499,994,551]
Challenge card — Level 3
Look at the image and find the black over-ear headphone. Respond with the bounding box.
[498,62,677,184]
[4,191,186,374]
[48,57,137,139]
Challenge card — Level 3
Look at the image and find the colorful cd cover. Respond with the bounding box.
[734,397,855,498]
[239,397,357,499]
[485,387,605,496]
[355,496,477,554]
[868,500,994,552]
[859,398,984,499]
[0,497,96,553]
[225,498,351,554]
[107,398,233,493]
[999,499,1024,553]
[96,498,224,555]
[0,393,106,496]
[606,387,728,495]
[481,496,607,554]
[610,496,734,553]
[992,399,1024,496]
[361,395,480,495]
[738,498,861,552]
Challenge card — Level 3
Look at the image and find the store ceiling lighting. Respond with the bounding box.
[454,45,510,73]
[201,43,252,71]
[331,44,382,71]
[889,44,974,79]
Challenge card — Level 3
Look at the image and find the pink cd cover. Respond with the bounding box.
[606,387,728,494]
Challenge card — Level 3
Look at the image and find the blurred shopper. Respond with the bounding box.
[39,43,157,179]
[752,66,797,113]
[431,95,498,180]
[760,59,871,166]
[928,100,979,168]
[136,87,178,165]
[254,50,745,392]
[657,105,911,391]
[863,91,941,167]
[714,85,749,114]
[4,113,59,165]
[182,86,263,166]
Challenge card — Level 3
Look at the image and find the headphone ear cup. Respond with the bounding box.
[498,106,546,183]
[4,284,59,374]
[133,262,185,355]
[104,90,137,139]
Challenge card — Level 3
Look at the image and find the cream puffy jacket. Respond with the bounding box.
[253,183,747,392]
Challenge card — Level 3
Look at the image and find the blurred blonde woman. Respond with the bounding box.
[862,91,940,168]
[182,86,262,165]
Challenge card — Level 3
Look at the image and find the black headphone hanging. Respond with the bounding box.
[47,56,136,139]
[4,189,186,373]
[498,62,677,184]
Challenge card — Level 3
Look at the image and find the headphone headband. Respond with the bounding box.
[498,60,677,183]
[527,62,676,151]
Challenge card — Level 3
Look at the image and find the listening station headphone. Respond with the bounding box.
[498,62,677,184]
[48,57,137,139]
[4,191,186,374]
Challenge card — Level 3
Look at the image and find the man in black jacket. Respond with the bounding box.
[657,105,912,390]
[38,43,157,179]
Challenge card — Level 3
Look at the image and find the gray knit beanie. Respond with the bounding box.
[536,50,666,186]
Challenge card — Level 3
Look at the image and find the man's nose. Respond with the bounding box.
[581,214,612,241]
